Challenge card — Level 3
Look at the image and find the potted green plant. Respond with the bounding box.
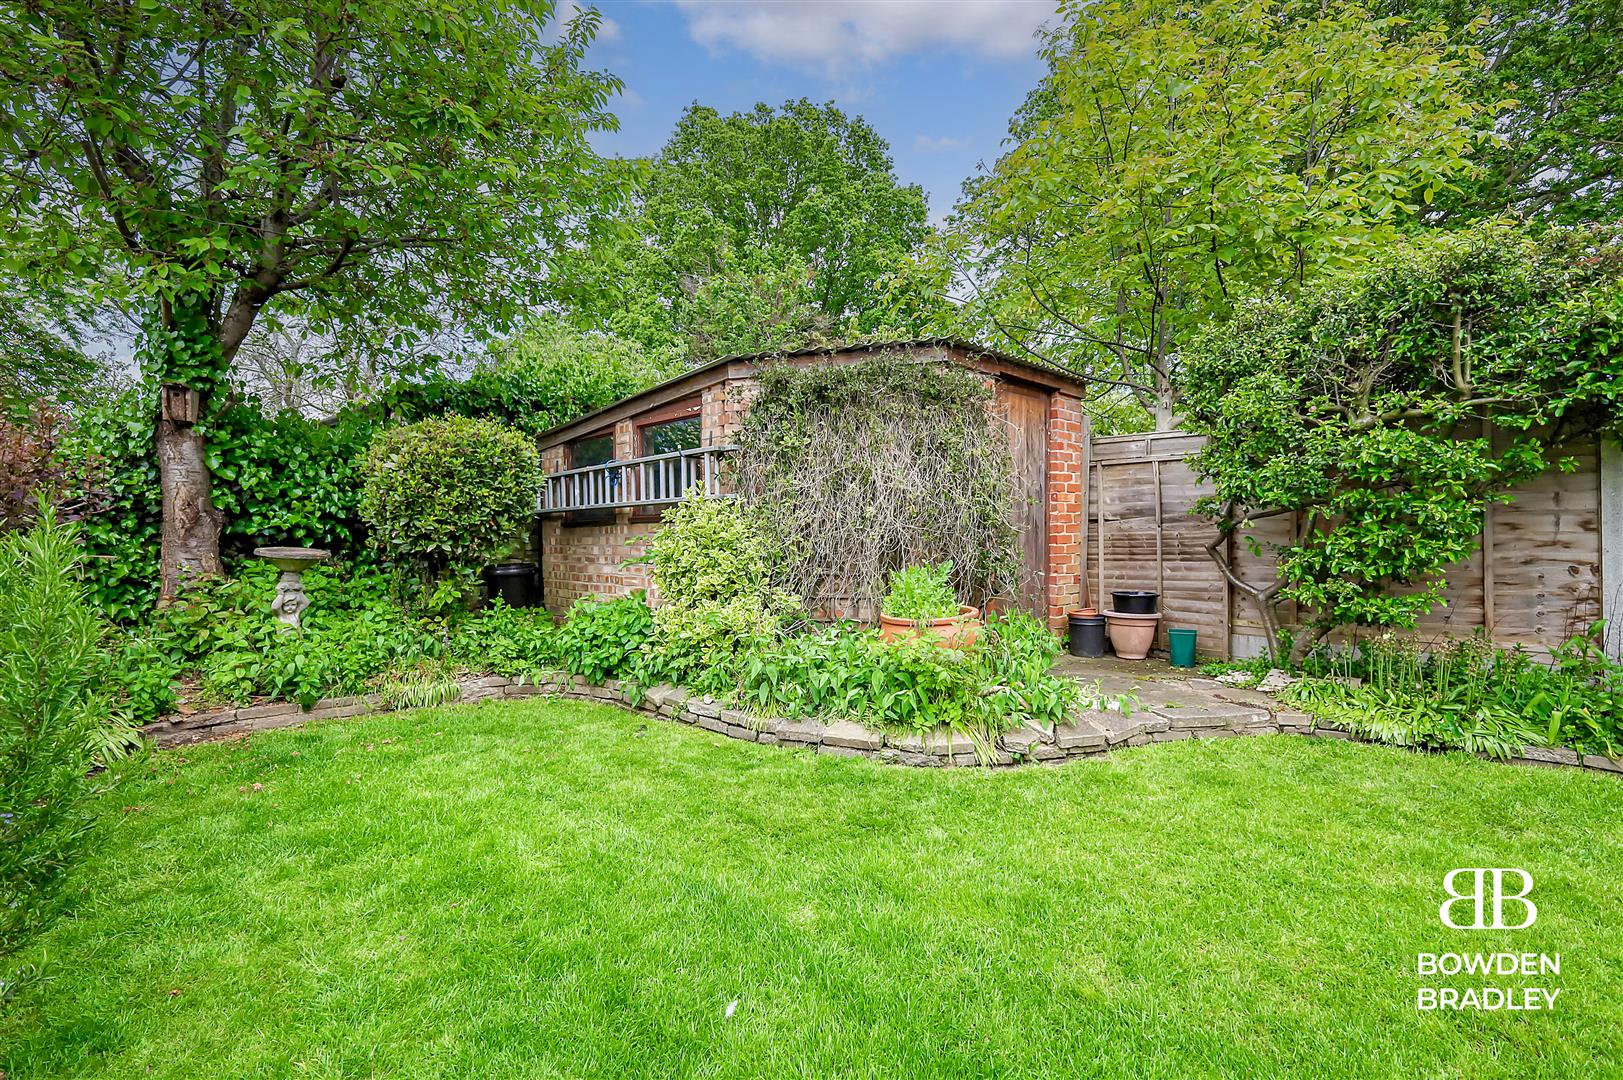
[877,562,981,647]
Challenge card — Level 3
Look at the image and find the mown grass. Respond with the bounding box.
[3,699,1620,1079]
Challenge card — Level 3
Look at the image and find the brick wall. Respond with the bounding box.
[541,375,1088,631]
[539,516,658,613]
[703,376,759,444]
[1044,392,1085,629]
[541,381,756,614]
[539,424,661,613]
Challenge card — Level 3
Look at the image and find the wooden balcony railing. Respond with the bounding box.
[537,445,738,514]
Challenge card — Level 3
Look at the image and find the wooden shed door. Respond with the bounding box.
[1001,384,1049,615]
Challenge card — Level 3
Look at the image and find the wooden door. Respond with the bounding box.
[1000,383,1049,615]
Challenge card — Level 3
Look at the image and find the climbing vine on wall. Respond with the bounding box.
[735,355,1021,617]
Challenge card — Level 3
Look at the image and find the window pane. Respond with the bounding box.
[642,417,700,456]
[570,434,614,467]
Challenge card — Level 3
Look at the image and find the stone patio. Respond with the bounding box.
[1053,653,1295,731]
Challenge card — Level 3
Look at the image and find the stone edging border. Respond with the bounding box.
[137,672,1623,777]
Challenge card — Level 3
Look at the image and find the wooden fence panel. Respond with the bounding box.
[1155,457,1228,655]
[1084,430,1606,658]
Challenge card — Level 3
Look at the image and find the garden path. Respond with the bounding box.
[1052,653,1284,736]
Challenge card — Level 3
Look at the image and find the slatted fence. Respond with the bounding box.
[1083,430,1617,659]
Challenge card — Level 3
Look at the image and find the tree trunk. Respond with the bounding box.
[156,384,225,600]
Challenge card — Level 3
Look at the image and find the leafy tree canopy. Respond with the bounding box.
[952,0,1486,425]
[0,0,621,594]
[1371,0,1622,223]
[559,99,940,358]
[387,316,685,436]
[1,0,621,359]
[0,280,105,417]
[1180,222,1623,661]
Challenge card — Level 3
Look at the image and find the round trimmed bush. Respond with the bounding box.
[358,416,539,575]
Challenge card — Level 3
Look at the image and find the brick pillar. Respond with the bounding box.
[711,377,759,444]
[1045,393,1084,631]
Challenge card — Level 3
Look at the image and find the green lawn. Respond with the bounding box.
[4,700,1621,1079]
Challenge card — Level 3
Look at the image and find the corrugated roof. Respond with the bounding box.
[533,337,1085,444]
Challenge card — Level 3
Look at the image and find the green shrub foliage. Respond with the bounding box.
[131,562,444,714]
[737,611,1084,756]
[737,355,1021,616]
[359,415,540,577]
[641,495,801,695]
[0,512,125,969]
[881,563,960,621]
[387,318,683,437]
[449,601,560,681]
[555,593,654,686]
[1283,627,1623,758]
[1181,222,1623,662]
[64,386,383,622]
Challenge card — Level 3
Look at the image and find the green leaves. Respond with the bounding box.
[553,99,939,358]
[1282,628,1623,757]
[1,0,620,340]
[358,415,539,577]
[733,611,1081,743]
[63,385,384,621]
[954,0,1485,415]
[640,495,801,697]
[555,593,654,685]
[1369,0,1622,223]
[1182,221,1623,648]
[387,317,683,438]
[880,563,960,623]
[0,511,124,963]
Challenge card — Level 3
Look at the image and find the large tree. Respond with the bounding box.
[1372,0,1622,223]
[0,0,619,597]
[1180,222,1623,662]
[560,99,936,358]
[952,0,1485,426]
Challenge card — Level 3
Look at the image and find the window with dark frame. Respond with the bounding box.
[564,430,616,525]
[641,415,700,456]
[633,400,702,519]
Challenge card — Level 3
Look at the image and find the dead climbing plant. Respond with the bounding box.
[735,354,1023,619]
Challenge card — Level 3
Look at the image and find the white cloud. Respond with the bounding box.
[671,1,1052,74]
[913,134,967,151]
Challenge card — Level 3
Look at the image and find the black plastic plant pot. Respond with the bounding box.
[485,563,540,609]
[1068,613,1107,657]
[1111,590,1159,615]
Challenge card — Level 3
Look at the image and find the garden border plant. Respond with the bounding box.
[358,414,541,590]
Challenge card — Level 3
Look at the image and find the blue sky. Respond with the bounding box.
[576,1,1057,220]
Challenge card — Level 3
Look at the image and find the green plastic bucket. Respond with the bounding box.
[1168,627,1198,668]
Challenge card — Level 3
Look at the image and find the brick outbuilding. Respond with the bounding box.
[533,340,1086,630]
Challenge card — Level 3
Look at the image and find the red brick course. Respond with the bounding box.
[1044,392,1085,630]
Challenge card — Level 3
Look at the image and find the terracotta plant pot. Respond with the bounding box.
[878,605,982,648]
[1068,607,1099,618]
[1104,610,1161,660]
